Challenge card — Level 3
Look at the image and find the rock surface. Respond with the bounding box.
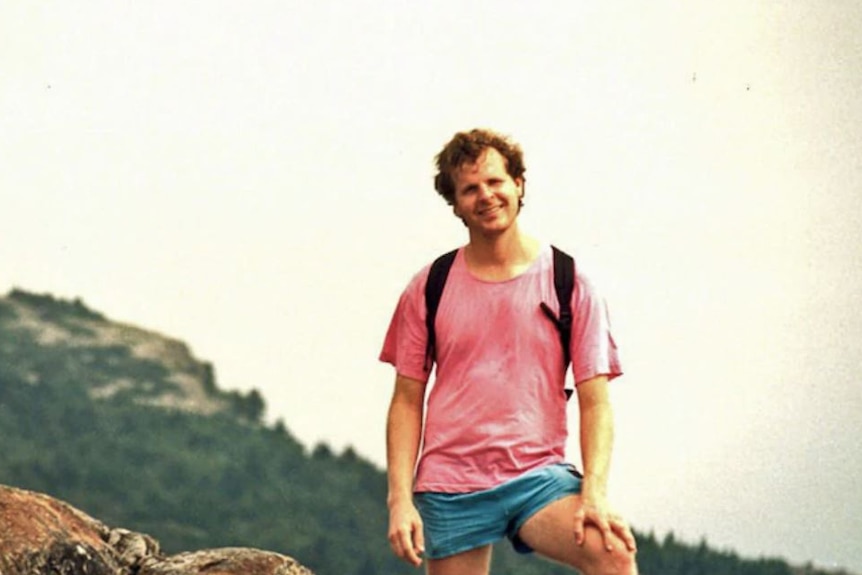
[0,484,314,575]
[138,548,314,575]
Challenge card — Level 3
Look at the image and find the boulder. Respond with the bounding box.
[139,548,314,575]
[0,484,314,575]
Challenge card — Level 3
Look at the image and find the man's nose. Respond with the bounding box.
[477,183,493,199]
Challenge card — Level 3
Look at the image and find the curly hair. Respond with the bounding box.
[433,129,526,205]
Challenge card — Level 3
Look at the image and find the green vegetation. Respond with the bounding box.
[0,290,852,575]
[8,288,105,334]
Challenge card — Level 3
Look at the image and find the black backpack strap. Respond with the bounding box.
[540,245,576,398]
[552,245,575,367]
[424,249,458,372]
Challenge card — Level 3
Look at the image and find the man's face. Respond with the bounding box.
[451,147,524,237]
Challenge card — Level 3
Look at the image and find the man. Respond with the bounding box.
[380,128,637,575]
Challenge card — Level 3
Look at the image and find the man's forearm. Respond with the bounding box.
[580,401,614,495]
[386,393,423,506]
[577,376,615,497]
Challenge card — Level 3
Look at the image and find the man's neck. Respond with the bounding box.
[464,226,540,281]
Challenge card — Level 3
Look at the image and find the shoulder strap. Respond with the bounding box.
[551,245,575,368]
[424,249,458,372]
[540,246,576,399]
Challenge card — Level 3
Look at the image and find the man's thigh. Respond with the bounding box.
[426,545,492,575]
[516,495,638,575]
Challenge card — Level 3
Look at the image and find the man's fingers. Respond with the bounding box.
[595,517,615,551]
[401,530,422,566]
[413,524,426,558]
[611,516,638,551]
[388,532,403,559]
[388,530,405,559]
[573,509,587,545]
[573,499,637,554]
[581,507,615,552]
[390,524,423,567]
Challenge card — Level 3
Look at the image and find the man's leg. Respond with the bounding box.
[426,545,492,575]
[516,495,638,575]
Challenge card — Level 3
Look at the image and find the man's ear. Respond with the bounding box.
[452,204,468,226]
[451,195,462,217]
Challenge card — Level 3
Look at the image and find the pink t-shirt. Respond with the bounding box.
[380,245,622,493]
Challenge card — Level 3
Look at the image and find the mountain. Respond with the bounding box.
[0,288,261,419]
[0,288,853,575]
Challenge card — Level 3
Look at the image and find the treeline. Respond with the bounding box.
[0,291,853,575]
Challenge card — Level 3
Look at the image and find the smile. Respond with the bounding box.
[477,205,503,216]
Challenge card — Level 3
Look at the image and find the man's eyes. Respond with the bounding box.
[459,179,504,195]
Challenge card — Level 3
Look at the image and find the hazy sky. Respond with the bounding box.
[2,1,861,571]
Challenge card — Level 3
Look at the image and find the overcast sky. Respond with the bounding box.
[2,1,861,572]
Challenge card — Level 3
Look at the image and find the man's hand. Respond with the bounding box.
[387,499,425,567]
[573,489,637,553]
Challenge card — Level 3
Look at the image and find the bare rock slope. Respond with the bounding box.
[0,289,231,416]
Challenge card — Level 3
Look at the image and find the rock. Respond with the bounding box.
[108,527,161,567]
[0,484,123,575]
[139,548,315,575]
[0,484,315,575]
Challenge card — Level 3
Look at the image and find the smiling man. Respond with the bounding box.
[380,129,638,575]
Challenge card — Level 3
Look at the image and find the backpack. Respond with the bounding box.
[422,245,576,399]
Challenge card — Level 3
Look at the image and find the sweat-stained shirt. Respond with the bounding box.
[379,244,622,493]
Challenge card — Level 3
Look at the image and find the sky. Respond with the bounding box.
[2,0,861,571]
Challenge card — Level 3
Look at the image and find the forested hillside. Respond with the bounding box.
[0,289,852,575]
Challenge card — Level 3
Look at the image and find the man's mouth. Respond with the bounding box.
[477,205,502,217]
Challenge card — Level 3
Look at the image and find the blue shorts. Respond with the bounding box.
[414,463,583,559]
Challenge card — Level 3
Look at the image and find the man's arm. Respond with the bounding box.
[386,374,426,566]
[575,375,637,552]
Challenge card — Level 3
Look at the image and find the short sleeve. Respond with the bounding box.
[570,268,623,384]
[379,267,433,383]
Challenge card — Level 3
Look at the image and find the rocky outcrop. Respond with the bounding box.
[0,290,233,417]
[138,548,314,575]
[0,485,314,575]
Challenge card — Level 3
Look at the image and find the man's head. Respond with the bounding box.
[433,128,526,207]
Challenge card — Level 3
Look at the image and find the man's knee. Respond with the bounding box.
[582,547,638,575]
